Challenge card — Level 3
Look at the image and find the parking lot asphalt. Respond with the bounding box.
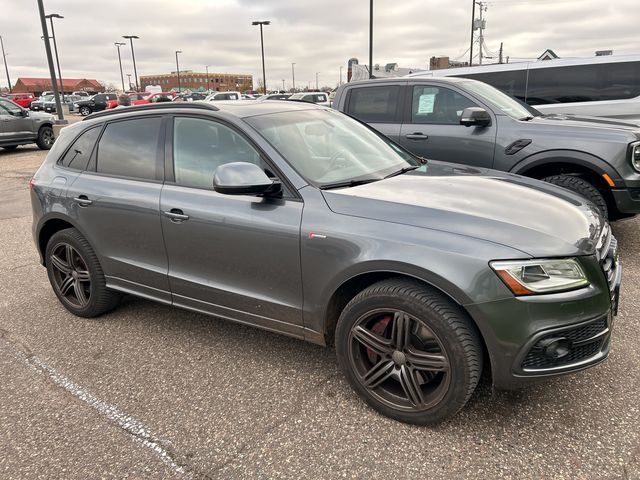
[0,144,639,480]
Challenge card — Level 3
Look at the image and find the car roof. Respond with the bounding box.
[344,76,472,87]
[82,98,325,123]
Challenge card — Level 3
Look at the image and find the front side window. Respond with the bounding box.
[411,86,478,125]
[0,99,22,115]
[60,126,101,170]
[246,109,417,187]
[96,117,162,180]
[173,117,262,189]
[347,85,400,123]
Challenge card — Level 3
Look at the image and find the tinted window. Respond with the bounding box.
[173,117,262,189]
[60,127,101,170]
[347,85,400,123]
[526,62,640,105]
[410,86,477,124]
[456,69,527,101]
[96,117,162,180]
[0,99,22,115]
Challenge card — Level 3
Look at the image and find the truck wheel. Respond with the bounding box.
[542,174,608,218]
[79,106,92,116]
[36,126,55,150]
[335,279,483,425]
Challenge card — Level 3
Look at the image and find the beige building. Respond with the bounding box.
[140,71,253,92]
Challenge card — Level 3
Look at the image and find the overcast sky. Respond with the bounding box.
[1,0,638,91]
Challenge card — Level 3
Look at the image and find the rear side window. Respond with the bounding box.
[59,126,101,170]
[96,117,162,180]
[347,85,400,123]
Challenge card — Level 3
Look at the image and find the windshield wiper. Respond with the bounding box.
[319,178,380,190]
[384,165,421,179]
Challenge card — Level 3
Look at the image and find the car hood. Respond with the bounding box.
[532,113,640,136]
[322,162,604,258]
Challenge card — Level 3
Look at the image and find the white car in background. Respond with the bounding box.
[204,91,242,101]
[288,92,330,106]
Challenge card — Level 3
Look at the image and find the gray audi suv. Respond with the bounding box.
[30,101,621,424]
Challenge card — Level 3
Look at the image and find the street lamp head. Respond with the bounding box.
[123,35,139,40]
[115,42,126,47]
[176,50,182,54]
[45,13,64,19]
[252,20,271,25]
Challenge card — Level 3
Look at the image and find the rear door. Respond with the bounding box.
[398,83,496,167]
[343,83,404,143]
[67,116,170,302]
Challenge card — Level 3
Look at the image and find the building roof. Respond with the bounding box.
[16,77,102,89]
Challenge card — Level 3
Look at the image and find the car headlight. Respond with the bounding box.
[490,258,589,295]
[631,141,640,173]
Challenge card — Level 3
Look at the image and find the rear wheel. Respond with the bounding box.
[36,126,54,150]
[335,279,483,425]
[45,228,121,317]
[542,174,608,218]
[79,106,92,116]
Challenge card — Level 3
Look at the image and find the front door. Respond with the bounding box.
[160,116,304,334]
[0,99,32,143]
[398,84,497,168]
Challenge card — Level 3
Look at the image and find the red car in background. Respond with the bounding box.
[6,93,35,108]
[131,92,175,105]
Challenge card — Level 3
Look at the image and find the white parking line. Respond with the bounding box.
[0,336,188,477]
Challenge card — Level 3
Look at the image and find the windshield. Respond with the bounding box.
[41,95,54,102]
[461,80,533,120]
[246,109,418,187]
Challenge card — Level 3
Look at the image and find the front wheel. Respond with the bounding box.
[36,126,54,150]
[335,279,483,425]
[45,228,121,317]
[542,174,608,218]
[79,106,92,116]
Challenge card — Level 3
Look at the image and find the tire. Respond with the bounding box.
[36,126,55,150]
[1,145,18,151]
[45,228,121,318]
[79,106,92,116]
[542,174,608,218]
[335,279,483,425]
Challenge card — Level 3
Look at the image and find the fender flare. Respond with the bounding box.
[509,150,623,184]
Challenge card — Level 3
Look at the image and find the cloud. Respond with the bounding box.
[1,0,638,91]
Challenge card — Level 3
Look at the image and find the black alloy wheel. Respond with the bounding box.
[45,228,121,317]
[49,243,92,309]
[36,126,54,150]
[336,279,483,424]
[348,309,451,412]
[79,106,91,116]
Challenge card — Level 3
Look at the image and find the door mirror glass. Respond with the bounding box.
[460,107,491,127]
[213,162,281,196]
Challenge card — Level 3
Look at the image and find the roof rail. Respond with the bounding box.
[84,101,219,121]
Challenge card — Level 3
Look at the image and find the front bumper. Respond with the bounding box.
[466,254,621,390]
[611,188,640,214]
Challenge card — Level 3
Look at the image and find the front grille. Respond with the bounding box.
[596,224,619,293]
[521,315,609,371]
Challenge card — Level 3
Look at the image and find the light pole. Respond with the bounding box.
[251,21,270,94]
[175,50,182,93]
[339,65,343,86]
[122,35,139,91]
[114,42,126,91]
[369,0,373,79]
[291,62,295,92]
[45,13,64,101]
[126,74,132,90]
[315,72,319,90]
[281,79,285,91]
[37,0,65,123]
[0,35,10,92]
[205,65,210,92]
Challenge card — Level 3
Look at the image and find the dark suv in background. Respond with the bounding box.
[74,93,118,116]
[333,77,640,219]
[31,102,620,424]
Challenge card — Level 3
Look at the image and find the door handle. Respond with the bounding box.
[73,195,93,207]
[163,209,190,222]
[405,133,429,140]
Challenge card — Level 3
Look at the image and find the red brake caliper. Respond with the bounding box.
[367,315,391,363]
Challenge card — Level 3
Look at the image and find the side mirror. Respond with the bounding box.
[21,109,29,117]
[460,107,491,127]
[213,162,281,196]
